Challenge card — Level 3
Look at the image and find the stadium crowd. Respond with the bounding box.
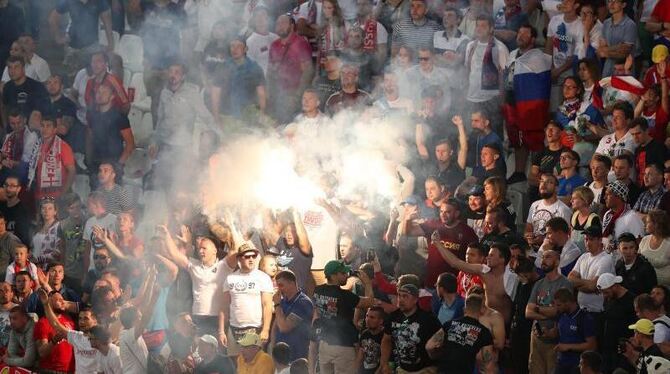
[1,0,670,373]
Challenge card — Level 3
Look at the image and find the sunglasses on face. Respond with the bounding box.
[243,254,258,259]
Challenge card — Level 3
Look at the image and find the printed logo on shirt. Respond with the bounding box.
[303,211,324,228]
[446,320,484,347]
[314,294,338,319]
[391,320,421,365]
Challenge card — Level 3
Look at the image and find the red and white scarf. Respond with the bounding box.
[36,136,65,190]
[1,128,25,162]
[363,19,377,51]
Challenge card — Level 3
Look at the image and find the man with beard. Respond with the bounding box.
[380,284,441,374]
[568,226,615,314]
[33,291,75,373]
[5,306,36,367]
[433,235,517,326]
[602,180,645,251]
[0,110,38,184]
[0,175,30,244]
[372,69,414,117]
[525,173,572,251]
[38,288,101,373]
[456,243,485,298]
[534,217,582,276]
[26,263,81,318]
[311,260,375,374]
[12,271,32,305]
[406,198,478,288]
[481,206,527,254]
[463,185,486,239]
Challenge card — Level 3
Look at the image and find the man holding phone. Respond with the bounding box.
[525,249,572,374]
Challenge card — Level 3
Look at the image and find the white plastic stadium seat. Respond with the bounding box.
[98,30,120,49]
[123,68,132,88]
[73,174,91,201]
[127,107,145,144]
[116,34,144,73]
[129,72,151,112]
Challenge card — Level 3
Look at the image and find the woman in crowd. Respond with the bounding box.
[483,177,516,228]
[570,186,601,252]
[577,58,601,104]
[31,198,61,269]
[640,210,670,287]
[651,285,670,315]
[317,0,346,71]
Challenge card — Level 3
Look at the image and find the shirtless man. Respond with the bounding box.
[432,232,517,325]
[467,285,506,353]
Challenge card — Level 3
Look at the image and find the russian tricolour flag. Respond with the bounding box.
[513,49,552,132]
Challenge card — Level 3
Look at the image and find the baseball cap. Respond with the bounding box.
[652,45,669,64]
[237,332,261,347]
[199,334,218,347]
[628,319,655,335]
[596,273,622,290]
[607,180,629,202]
[583,225,603,238]
[398,283,420,297]
[324,260,351,277]
[467,185,485,197]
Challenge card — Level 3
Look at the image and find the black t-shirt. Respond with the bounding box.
[56,0,110,49]
[313,284,360,346]
[439,316,494,374]
[194,354,235,374]
[87,108,130,163]
[45,96,77,119]
[385,308,441,371]
[0,202,30,245]
[532,147,566,175]
[275,239,313,292]
[1,77,48,117]
[602,292,636,352]
[359,329,383,374]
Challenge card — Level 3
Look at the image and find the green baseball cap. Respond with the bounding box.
[324,260,351,277]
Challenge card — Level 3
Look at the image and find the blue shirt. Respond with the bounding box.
[219,57,265,117]
[558,173,587,197]
[557,308,595,367]
[276,291,314,360]
[435,295,464,325]
[25,285,82,318]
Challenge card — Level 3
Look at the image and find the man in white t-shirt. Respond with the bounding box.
[546,0,584,111]
[222,243,274,355]
[594,102,637,159]
[525,173,573,249]
[83,192,117,271]
[568,226,615,313]
[89,325,122,374]
[162,226,238,338]
[246,6,279,75]
[464,15,509,135]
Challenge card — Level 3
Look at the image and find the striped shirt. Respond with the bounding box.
[634,187,666,214]
[391,17,442,50]
[98,184,134,214]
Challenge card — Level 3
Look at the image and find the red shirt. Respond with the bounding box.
[652,1,670,22]
[34,315,76,373]
[643,65,670,88]
[642,105,669,144]
[420,220,479,288]
[84,72,130,114]
[457,271,483,298]
[268,32,312,92]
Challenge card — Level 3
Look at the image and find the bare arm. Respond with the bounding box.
[477,345,497,374]
[415,123,429,160]
[119,128,135,165]
[100,9,115,51]
[293,209,312,257]
[134,271,158,340]
[48,10,65,45]
[380,334,393,373]
[525,303,559,320]
[433,233,484,275]
[426,329,445,359]
[556,336,597,353]
[209,86,222,121]
[455,117,467,169]
[62,164,75,195]
[154,254,179,284]
[39,290,71,336]
[256,85,267,113]
[491,314,506,351]
[218,291,231,347]
[260,292,273,342]
[158,225,189,268]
